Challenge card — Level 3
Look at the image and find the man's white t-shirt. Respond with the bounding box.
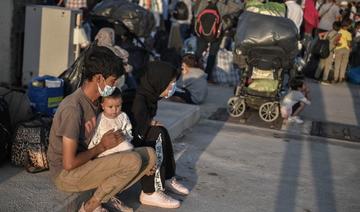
[285,0,304,32]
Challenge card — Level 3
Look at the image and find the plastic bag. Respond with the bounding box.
[59,43,96,96]
[91,0,155,38]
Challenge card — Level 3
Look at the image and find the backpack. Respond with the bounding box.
[195,1,222,42]
[173,1,189,21]
[312,39,330,59]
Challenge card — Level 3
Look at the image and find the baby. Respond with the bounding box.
[89,87,134,157]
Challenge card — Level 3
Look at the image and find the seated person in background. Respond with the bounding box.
[88,87,134,157]
[280,78,311,124]
[171,54,208,104]
[95,27,138,90]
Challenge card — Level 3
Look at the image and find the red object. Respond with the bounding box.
[145,0,151,10]
[303,0,319,33]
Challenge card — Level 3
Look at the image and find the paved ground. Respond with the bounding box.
[129,120,360,212]
[1,81,359,211]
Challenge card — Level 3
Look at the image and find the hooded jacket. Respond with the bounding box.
[131,61,179,143]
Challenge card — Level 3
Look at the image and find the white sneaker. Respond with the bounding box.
[165,177,190,195]
[139,191,180,208]
[288,116,304,124]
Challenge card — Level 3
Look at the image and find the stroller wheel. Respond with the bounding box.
[227,97,246,118]
[259,102,279,122]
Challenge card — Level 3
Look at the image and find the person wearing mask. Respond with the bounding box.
[130,61,190,209]
[47,46,156,212]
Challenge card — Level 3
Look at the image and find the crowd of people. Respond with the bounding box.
[300,0,360,85]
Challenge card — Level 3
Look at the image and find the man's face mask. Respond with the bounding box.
[164,82,176,99]
[97,77,116,97]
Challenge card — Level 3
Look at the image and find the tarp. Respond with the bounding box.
[234,11,299,68]
[91,0,155,37]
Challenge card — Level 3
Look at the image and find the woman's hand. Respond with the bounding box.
[145,164,157,176]
[151,120,163,126]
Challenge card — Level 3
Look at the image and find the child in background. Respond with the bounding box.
[334,19,353,83]
[88,87,134,157]
[172,54,208,104]
[280,78,311,124]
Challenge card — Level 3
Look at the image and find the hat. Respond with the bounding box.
[340,1,348,6]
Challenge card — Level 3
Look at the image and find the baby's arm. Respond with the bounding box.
[120,113,134,140]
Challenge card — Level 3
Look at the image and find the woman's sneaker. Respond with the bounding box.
[139,191,180,208]
[288,116,304,124]
[165,177,190,195]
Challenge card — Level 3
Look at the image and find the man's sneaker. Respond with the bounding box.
[139,191,180,208]
[288,116,304,124]
[165,177,190,195]
[320,80,331,85]
[107,197,133,212]
[78,202,108,212]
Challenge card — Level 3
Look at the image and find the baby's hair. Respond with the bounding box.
[100,87,122,103]
[289,78,304,90]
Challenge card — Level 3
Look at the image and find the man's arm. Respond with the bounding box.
[62,130,123,171]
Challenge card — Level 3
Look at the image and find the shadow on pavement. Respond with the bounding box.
[274,81,336,212]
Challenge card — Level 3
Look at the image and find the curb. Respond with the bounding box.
[200,119,360,149]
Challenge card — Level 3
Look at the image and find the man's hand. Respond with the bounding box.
[99,129,125,151]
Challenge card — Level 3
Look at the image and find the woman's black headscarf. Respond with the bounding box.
[136,61,180,116]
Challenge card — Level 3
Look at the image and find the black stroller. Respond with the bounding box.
[228,11,299,122]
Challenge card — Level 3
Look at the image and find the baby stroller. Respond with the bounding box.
[227,11,299,122]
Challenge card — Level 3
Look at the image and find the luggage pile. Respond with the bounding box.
[91,0,156,38]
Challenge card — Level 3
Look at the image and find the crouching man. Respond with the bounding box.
[47,46,156,212]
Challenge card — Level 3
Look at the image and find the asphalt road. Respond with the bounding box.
[125,119,360,212]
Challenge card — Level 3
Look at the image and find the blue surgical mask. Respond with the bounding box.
[164,82,176,99]
[97,83,116,97]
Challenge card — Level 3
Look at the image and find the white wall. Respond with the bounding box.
[0,0,13,84]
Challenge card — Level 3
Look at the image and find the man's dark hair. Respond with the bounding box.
[289,78,304,90]
[333,21,341,31]
[100,87,122,103]
[182,54,199,68]
[83,46,124,81]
